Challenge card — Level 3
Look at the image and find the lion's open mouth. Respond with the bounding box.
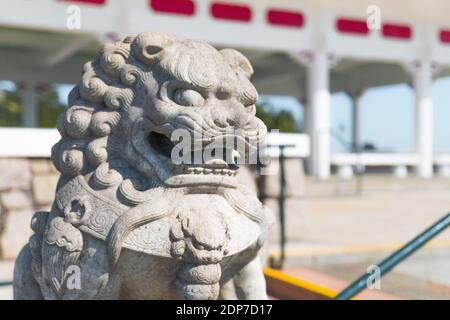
[147,131,240,188]
[148,132,174,159]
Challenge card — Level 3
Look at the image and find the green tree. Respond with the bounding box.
[0,86,66,127]
[38,89,67,128]
[0,90,21,126]
[256,101,299,133]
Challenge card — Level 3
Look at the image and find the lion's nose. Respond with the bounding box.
[225,102,252,129]
[211,100,252,129]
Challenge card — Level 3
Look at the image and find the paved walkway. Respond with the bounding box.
[267,175,450,245]
[266,175,450,299]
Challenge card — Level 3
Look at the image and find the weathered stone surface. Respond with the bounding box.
[14,32,273,300]
[0,191,33,210]
[31,174,58,206]
[0,159,31,191]
[1,209,33,260]
[237,166,258,194]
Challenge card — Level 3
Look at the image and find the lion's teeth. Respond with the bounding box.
[184,166,238,176]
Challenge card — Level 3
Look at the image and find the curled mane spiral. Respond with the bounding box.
[52,36,140,184]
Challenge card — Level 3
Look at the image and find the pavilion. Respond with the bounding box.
[1,0,450,179]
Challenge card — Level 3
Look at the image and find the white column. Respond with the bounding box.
[20,82,38,128]
[413,62,433,178]
[307,52,331,180]
[297,96,313,174]
[349,90,363,153]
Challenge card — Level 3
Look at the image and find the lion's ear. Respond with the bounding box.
[132,32,174,64]
[220,48,254,78]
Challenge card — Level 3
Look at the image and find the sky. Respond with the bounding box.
[4,78,450,155]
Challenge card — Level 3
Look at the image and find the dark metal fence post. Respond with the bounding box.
[278,145,287,268]
[270,144,289,269]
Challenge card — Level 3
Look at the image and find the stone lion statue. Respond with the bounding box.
[13,32,273,300]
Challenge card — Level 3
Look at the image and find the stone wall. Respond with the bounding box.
[0,158,58,260]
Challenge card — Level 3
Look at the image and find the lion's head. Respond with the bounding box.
[48,33,273,277]
[52,32,266,203]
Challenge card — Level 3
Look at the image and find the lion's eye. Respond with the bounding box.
[173,89,205,107]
